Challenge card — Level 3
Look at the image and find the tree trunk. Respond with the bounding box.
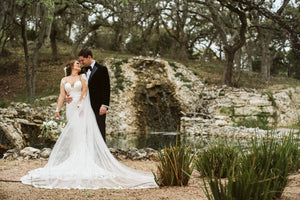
[201,35,215,65]
[50,18,58,60]
[234,48,242,85]
[223,49,235,86]
[261,43,269,83]
[113,27,124,52]
[20,7,33,101]
[259,31,272,83]
[246,43,253,76]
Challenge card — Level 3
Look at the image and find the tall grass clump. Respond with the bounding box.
[195,140,238,178]
[200,132,299,200]
[153,143,194,186]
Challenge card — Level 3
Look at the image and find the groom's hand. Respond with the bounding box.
[99,106,107,115]
[65,94,73,104]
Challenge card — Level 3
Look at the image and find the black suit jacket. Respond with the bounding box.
[82,62,110,113]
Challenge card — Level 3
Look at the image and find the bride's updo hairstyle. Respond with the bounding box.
[64,60,76,76]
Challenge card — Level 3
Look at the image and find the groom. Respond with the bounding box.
[78,48,110,142]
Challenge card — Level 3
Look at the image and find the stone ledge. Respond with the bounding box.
[2,147,159,161]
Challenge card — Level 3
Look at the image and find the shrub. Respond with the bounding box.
[195,144,238,178]
[220,106,234,116]
[169,62,179,71]
[112,60,127,93]
[235,115,270,130]
[153,144,194,186]
[201,133,299,200]
[263,90,277,108]
[0,99,9,108]
[175,72,191,83]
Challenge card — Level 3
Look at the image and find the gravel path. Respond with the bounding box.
[0,159,299,200]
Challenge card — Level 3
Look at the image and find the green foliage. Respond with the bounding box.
[85,30,118,51]
[195,143,238,178]
[169,62,179,71]
[0,99,10,108]
[39,118,66,138]
[200,133,300,200]
[175,72,191,83]
[153,143,194,186]
[26,29,38,41]
[235,115,270,130]
[112,59,128,93]
[263,90,277,108]
[199,93,207,99]
[287,49,300,79]
[182,84,195,92]
[220,106,234,116]
[125,35,147,55]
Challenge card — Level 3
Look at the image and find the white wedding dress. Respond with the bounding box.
[21,76,158,189]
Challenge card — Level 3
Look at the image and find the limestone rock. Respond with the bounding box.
[40,148,52,158]
[20,147,41,159]
[2,148,20,160]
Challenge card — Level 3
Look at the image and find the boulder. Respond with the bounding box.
[20,147,41,159]
[40,148,52,158]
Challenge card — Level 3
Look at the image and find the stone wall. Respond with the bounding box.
[180,86,300,136]
[1,57,299,157]
[105,57,204,134]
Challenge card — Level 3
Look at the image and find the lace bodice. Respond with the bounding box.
[61,75,87,120]
[61,74,87,101]
[63,80,82,99]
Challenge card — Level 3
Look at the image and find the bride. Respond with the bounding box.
[21,60,158,189]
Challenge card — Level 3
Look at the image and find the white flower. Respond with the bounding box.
[39,118,67,138]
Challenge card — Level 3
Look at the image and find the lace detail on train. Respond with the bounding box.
[21,79,158,189]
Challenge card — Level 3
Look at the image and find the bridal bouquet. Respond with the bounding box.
[39,118,66,139]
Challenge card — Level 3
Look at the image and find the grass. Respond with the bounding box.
[198,132,300,200]
[195,140,238,178]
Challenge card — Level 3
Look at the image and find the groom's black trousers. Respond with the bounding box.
[95,113,106,142]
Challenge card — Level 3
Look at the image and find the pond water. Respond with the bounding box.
[106,132,230,150]
[106,131,300,150]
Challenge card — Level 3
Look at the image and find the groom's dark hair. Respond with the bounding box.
[78,48,93,58]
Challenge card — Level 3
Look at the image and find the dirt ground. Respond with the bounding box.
[0,159,299,200]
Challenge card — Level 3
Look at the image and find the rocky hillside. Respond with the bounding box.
[1,57,300,157]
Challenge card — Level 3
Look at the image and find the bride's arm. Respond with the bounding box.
[78,74,88,104]
[54,79,66,119]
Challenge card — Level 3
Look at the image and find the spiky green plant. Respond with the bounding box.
[201,132,299,200]
[153,144,194,186]
[195,144,238,178]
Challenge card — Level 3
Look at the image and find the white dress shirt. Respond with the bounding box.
[86,61,96,79]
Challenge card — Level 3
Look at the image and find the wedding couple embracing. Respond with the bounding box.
[21,48,158,189]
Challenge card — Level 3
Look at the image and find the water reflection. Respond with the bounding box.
[106,131,300,151]
[106,132,220,150]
